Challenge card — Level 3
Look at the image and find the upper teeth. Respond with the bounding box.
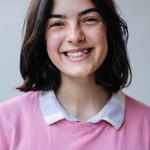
[66,49,90,57]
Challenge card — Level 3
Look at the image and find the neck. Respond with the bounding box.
[55,74,110,122]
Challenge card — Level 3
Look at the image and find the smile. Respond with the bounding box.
[63,48,92,58]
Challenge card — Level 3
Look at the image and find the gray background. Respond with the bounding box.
[0,0,150,106]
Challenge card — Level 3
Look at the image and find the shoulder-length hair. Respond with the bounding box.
[17,0,132,93]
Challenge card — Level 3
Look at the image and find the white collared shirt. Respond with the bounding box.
[39,90,125,129]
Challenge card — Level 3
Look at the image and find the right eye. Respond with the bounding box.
[49,22,64,28]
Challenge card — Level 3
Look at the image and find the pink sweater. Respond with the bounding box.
[0,91,150,150]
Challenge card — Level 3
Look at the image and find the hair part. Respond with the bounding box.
[17,0,132,93]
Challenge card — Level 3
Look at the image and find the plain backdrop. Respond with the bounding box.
[0,0,150,106]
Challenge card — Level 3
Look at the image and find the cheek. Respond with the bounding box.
[87,25,107,45]
[46,33,62,58]
[46,33,59,49]
[45,32,65,70]
[88,26,108,61]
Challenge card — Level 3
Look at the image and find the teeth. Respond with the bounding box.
[83,49,90,54]
[66,49,90,58]
[67,51,83,57]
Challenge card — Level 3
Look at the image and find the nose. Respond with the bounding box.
[66,24,85,45]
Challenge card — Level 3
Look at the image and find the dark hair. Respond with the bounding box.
[17,0,132,93]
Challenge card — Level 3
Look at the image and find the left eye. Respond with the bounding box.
[83,17,98,24]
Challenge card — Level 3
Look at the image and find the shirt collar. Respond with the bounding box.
[39,90,125,129]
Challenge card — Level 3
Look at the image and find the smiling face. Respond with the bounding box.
[45,0,108,80]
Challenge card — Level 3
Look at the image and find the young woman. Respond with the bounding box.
[0,0,150,149]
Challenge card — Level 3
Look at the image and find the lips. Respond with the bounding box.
[62,48,93,58]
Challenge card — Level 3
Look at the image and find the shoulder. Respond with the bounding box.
[124,94,150,123]
[0,91,39,122]
[125,94,150,113]
[0,92,40,148]
[0,91,39,110]
[123,94,150,147]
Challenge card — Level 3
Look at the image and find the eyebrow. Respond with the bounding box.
[48,8,98,19]
[79,8,98,16]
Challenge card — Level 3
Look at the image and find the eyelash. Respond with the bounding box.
[49,22,64,28]
[83,17,98,23]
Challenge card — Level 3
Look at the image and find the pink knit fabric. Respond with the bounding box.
[0,92,150,150]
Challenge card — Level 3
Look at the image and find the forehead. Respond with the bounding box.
[52,0,95,14]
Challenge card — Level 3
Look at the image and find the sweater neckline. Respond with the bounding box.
[52,119,108,132]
